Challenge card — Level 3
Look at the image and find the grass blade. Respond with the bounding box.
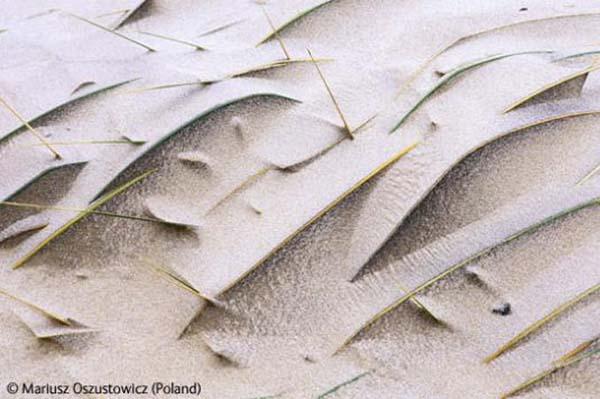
[0,200,195,227]
[484,282,600,363]
[26,139,145,147]
[261,6,290,60]
[220,141,419,294]
[142,258,219,304]
[501,338,599,399]
[0,96,62,159]
[307,48,353,139]
[555,50,600,61]
[123,81,204,94]
[11,169,156,269]
[66,12,156,52]
[257,0,337,45]
[339,197,600,351]
[390,51,552,133]
[503,63,600,113]
[317,371,371,398]
[138,31,206,50]
[208,167,270,214]
[577,162,600,186]
[1,79,135,144]
[91,92,300,202]
[0,288,71,325]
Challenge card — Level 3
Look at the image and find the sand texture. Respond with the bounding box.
[1,1,600,398]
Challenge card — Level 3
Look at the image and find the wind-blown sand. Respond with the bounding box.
[1,1,599,398]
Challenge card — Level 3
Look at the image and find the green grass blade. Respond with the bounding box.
[1,79,135,144]
[390,51,552,133]
[317,371,371,398]
[11,169,156,269]
[257,0,338,45]
[555,50,600,61]
[484,282,600,363]
[339,197,600,351]
[91,93,300,202]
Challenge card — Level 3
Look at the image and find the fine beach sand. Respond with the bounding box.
[1,1,599,398]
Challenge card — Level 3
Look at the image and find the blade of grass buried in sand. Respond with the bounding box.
[138,31,206,50]
[577,162,600,186]
[261,6,290,60]
[389,50,553,133]
[95,9,130,19]
[65,12,156,52]
[220,141,419,294]
[0,201,196,227]
[208,167,270,214]
[197,18,246,37]
[91,92,301,202]
[0,288,71,325]
[112,0,149,29]
[398,283,442,323]
[338,196,600,352]
[484,282,600,363]
[393,14,599,99]
[123,81,204,94]
[0,96,62,159]
[317,370,371,398]
[1,79,136,144]
[26,139,145,147]
[500,338,599,399]
[207,57,332,83]
[11,169,157,270]
[555,50,600,61]
[257,0,338,45]
[503,63,600,113]
[307,48,354,139]
[142,258,219,304]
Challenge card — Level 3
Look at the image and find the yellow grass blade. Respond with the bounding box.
[0,96,62,159]
[138,31,206,50]
[261,6,290,60]
[0,200,196,227]
[220,141,419,294]
[484,282,600,363]
[503,63,600,113]
[142,258,218,304]
[0,288,71,325]
[500,338,599,399]
[307,48,354,139]
[577,161,600,186]
[11,169,157,269]
[338,197,600,351]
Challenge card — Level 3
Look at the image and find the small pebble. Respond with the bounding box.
[492,303,511,316]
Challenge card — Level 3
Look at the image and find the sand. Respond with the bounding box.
[1,1,599,398]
